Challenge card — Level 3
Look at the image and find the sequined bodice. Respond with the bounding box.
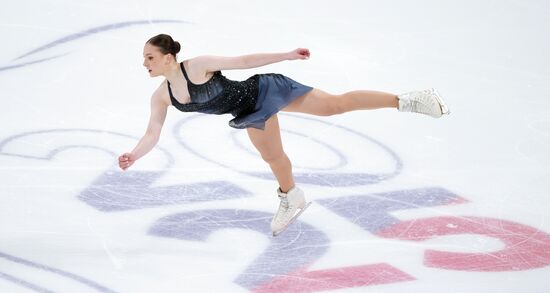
[167,62,258,117]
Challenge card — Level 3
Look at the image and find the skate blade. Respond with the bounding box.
[272,202,312,237]
[432,88,450,116]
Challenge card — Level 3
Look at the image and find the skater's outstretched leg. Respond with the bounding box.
[282,88,398,115]
[283,88,449,117]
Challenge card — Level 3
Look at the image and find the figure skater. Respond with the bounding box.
[118,34,450,236]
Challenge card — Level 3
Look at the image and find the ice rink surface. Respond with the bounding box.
[1,0,550,292]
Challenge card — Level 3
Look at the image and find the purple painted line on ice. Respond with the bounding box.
[0,20,190,72]
[0,253,118,293]
[230,128,348,170]
[0,55,65,72]
[14,20,191,60]
[0,271,56,293]
[0,129,172,164]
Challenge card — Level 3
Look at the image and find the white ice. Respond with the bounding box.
[1,0,550,292]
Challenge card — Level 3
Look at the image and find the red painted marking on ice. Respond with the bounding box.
[377,216,550,271]
[253,263,414,293]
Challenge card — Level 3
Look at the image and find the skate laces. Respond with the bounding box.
[273,195,294,225]
[278,195,290,210]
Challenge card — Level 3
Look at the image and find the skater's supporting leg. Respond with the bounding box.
[282,88,398,115]
[246,114,294,193]
[247,114,311,235]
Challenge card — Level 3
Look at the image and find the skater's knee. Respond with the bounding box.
[260,150,288,165]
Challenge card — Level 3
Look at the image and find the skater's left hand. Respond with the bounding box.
[288,48,310,60]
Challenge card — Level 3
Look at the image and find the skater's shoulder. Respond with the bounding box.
[151,80,170,107]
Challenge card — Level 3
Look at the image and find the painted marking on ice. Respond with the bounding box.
[252,263,414,293]
[377,216,550,271]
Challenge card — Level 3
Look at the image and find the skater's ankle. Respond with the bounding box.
[278,185,295,194]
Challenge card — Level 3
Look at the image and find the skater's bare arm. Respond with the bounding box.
[118,91,168,170]
[195,48,310,72]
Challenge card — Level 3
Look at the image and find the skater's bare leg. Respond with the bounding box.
[282,88,398,115]
[246,114,294,193]
[247,115,308,235]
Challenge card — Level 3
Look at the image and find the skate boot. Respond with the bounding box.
[270,186,312,236]
[397,88,450,118]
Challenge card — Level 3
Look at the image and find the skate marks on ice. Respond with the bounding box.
[148,209,414,292]
[0,122,412,292]
[174,114,403,187]
[0,129,252,212]
[2,124,550,291]
[155,188,550,292]
[0,20,190,72]
[0,129,248,292]
[149,185,550,291]
[376,216,550,271]
[319,188,550,272]
[157,113,550,292]
[79,171,251,212]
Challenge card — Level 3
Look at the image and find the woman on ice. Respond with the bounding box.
[118,34,450,236]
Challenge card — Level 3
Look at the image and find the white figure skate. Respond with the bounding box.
[398,88,450,118]
[270,186,312,236]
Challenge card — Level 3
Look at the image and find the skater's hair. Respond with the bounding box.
[147,34,181,57]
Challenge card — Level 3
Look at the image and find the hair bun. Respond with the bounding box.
[172,41,181,55]
[146,34,180,56]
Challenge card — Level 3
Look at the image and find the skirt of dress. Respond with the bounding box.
[229,73,313,130]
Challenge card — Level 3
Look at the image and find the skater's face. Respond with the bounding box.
[142,43,173,77]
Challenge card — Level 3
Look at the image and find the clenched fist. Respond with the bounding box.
[118,152,135,171]
[288,48,310,60]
